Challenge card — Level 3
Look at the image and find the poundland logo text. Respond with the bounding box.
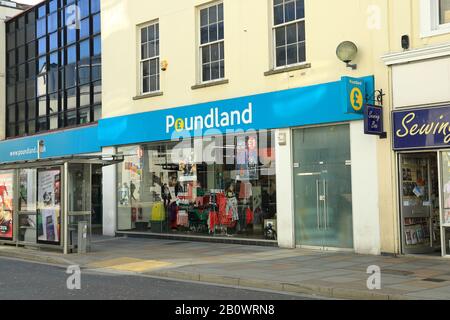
[166,103,253,134]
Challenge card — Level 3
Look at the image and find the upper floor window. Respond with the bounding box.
[273,0,305,68]
[440,0,450,24]
[421,0,450,37]
[140,22,160,94]
[199,3,224,82]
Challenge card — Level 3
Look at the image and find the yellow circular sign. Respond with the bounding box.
[350,87,363,112]
[174,118,185,131]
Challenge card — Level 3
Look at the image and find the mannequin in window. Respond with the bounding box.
[225,183,239,222]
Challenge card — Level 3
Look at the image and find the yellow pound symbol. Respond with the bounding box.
[175,118,185,132]
[350,87,363,112]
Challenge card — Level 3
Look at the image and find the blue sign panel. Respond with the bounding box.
[393,106,450,150]
[0,125,101,164]
[364,105,384,135]
[99,76,374,147]
[341,76,366,114]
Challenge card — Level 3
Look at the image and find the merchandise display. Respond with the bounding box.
[0,171,14,239]
[117,131,277,240]
[400,154,440,254]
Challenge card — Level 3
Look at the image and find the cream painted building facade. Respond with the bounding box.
[382,0,450,257]
[98,0,394,255]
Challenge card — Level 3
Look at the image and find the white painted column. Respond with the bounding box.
[275,128,295,248]
[102,147,117,236]
[350,121,381,255]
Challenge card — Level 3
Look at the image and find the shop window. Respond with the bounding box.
[273,0,305,68]
[36,169,61,244]
[199,3,224,82]
[117,131,277,241]
[0,171,15,240]
[140,22,160,94]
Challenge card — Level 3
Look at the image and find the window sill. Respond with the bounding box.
[420,27,450,38]
[133,91,164,100]
[264,63,311,76]
[191,79,229,90]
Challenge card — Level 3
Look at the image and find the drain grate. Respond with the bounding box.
[422,278,447,283]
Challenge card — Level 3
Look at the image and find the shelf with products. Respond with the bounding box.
[400,153,441,253]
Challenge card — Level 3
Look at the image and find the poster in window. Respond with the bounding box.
[37,169,61,244]
[0,171,14,239]
[236,135,258,181]
[19,169,37,212]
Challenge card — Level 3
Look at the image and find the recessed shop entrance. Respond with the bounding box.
[0,157,117,254]
[397,152,450,256]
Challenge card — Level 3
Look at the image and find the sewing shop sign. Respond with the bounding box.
[393,105,450,150]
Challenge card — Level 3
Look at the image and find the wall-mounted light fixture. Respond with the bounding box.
[336,41,358,70]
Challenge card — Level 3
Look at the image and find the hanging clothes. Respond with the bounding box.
[226,197,239,222]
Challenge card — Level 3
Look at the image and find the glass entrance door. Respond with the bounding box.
[399,153,440,255]
[293,125,353,249]
[66,163,92,252]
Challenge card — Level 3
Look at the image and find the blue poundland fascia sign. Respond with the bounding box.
[98,75,374,147]
[0,125,101,164]
[0,75,374,164]
[393,105,450,150]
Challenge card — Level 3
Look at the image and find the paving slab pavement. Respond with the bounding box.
[1,236,450,300]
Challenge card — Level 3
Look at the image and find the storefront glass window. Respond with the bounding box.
[0,170,14,240]
[37,168,61,244]
[117,130,277,240]
[18,169,38,243]
[19,169,37,212]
